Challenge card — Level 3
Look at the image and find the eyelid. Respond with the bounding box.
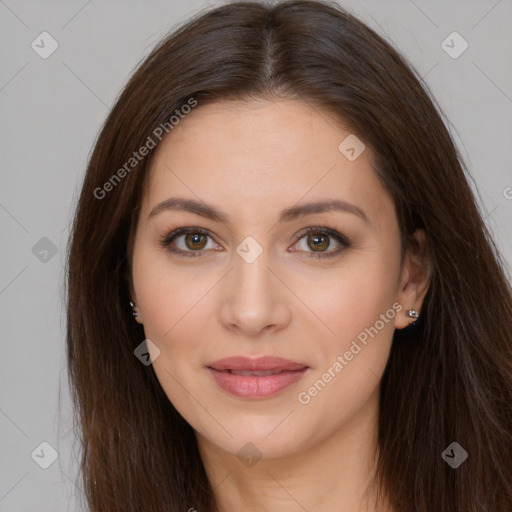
[159,225,350,258]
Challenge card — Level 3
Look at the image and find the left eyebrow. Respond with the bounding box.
[148,197,370,225]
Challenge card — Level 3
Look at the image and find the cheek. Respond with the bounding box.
[136,280,206,354]
[297,250,400,408]
[294,295,396,441]
[132,246,217,363]
[310,252,401,345]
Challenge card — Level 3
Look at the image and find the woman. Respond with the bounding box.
[66,1,512,510]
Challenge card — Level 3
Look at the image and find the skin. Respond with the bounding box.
[129,98,431,512]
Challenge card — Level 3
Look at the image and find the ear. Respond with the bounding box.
[394,229,431,330]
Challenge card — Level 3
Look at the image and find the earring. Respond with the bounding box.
[129,300,138,318]
[406,309,419,324]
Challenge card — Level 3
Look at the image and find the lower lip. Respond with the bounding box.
[208,367,308,399]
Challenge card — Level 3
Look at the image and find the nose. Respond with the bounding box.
[219,249,292,337]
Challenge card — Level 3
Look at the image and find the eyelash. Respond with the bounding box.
[159,226,351,259]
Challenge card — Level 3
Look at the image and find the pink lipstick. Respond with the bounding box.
[207,356,309,399]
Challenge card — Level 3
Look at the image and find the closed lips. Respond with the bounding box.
[207,356,309,399]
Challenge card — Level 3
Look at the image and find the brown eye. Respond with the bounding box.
[184,232,207,250]
[306,233,330,252]
[161,227,218,258]
[292,227,350,259]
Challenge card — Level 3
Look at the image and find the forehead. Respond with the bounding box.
[142,99,391,226]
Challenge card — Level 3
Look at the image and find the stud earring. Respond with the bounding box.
[406,309,419,324]
[129,300,138,318]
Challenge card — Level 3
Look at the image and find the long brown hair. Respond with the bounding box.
[65,1,512,510]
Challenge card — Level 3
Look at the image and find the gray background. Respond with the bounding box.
[1,0,511,510]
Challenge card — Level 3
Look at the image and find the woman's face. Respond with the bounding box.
[130,98,426,460]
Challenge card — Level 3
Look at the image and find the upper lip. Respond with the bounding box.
[207,356,308,372]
